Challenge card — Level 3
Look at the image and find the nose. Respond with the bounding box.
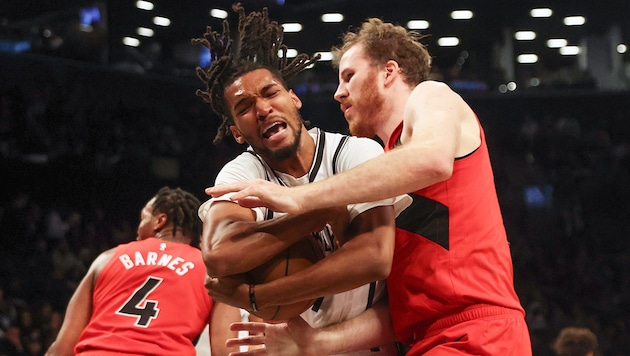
[333,83,347,103]
[255,98,272,120]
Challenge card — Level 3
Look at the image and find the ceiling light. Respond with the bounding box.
[136,27,154,37]
[315,51,333,61]
[547,38,568,48]
[123,37,140,47]
[517,54,538,64]
[617,44,628,54]
[135,1,154,11]
[321,13,343,23]
[563,16,586,26]
[279,48,298,58]
[210,9,228,19]
[530,8,552,18]
[515,31,536,41]
[281,23,302,33]
[437,37,459,47]
[153,16,170,27]
[559,46,580,55]
[451,10,473,20]
[407,20,430,30]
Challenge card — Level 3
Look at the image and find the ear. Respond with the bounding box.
[288,89,303,110]
[153,213,168,232]
[230,125,246,144]
[384,60,400,86]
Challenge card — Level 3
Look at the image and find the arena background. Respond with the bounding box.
[1,1,629,355]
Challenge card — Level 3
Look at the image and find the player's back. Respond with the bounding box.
[75,237,213,356]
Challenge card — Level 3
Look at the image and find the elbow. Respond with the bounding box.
[413,156,453,184]
[434,160,453,181]
[202,250,233,278]
[372,264,391,281]
[366,245,392,281]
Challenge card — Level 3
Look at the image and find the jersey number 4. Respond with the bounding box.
[116,276,163,327]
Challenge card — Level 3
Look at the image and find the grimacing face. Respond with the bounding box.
[225,68,305,162]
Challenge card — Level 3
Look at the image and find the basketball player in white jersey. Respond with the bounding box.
[192,4,410,355]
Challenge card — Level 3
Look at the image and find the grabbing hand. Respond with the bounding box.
[225,317,319,356]
[205,275,249,310]
[205,180,306,214]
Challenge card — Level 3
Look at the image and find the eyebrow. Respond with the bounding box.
[232,82,281,111]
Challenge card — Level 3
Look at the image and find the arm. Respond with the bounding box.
[207,205,395,311]
[202,200,345,277]
[254,205,394,308]
[210,303,245,356]
[225,299,396,356]
[206,81,466,214]
[45,249,114,356]
[211,304,266,356]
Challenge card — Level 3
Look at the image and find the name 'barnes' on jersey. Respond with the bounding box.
[118,242,196,276]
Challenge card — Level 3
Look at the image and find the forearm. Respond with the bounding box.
[311,301,397,354]
[204,208,335,277]
[254,222,393,308]
[299,143,448,211]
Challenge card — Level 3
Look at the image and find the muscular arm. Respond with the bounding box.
[208,81,472,214]
[218,205,395,311]
[45,249,114,356]
[202,200,343,277]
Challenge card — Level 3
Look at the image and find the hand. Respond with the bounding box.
[205,275,250,310]
[205,180,306,214]
[225,317,318,356]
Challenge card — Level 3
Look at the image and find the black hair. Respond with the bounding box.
[152,187,202,246]
[192,3,319,144]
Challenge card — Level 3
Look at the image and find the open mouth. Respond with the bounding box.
[263,122,287,139]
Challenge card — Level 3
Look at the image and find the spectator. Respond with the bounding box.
[551,327,598,356]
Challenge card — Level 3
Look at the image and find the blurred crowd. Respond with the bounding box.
[1,54,629,355]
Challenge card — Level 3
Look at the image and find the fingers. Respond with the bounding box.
[228,346,268,356]
[226,335,266,346]
[226,329,268,356]
[205,180,266,197]
[235,196,267,209]
[230,322,266,333]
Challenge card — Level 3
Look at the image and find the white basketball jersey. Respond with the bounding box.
[199,128,410,355]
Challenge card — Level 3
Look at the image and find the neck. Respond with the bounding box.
[379,88,412,143]
[155,228,190,244]
[266,128,315,177]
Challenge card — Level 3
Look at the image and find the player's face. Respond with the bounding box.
[136,197,157,240]
[334,44,386,138]
[225,68,305,162]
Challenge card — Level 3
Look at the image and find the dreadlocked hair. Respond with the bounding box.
[152,187,202,247]
[192,2,320,144]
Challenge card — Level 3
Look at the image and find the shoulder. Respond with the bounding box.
[216,151,267,183]
[90,247,117,281]
[406,80,467,118]
[411,80,458,99]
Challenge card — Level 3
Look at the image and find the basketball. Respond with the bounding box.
[245,234,324,321]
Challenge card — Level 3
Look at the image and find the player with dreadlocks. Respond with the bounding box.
[46,186,227,356]
[193,3,410,355]
[193,3,318,145]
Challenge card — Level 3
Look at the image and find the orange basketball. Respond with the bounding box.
[245,234,324,321]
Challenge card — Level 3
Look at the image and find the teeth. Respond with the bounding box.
[263,122,282,138]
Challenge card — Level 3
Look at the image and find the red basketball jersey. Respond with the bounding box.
[385,120,525,345]
[75,237,213,355]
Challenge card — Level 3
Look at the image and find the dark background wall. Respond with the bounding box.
[1,52,629,355]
